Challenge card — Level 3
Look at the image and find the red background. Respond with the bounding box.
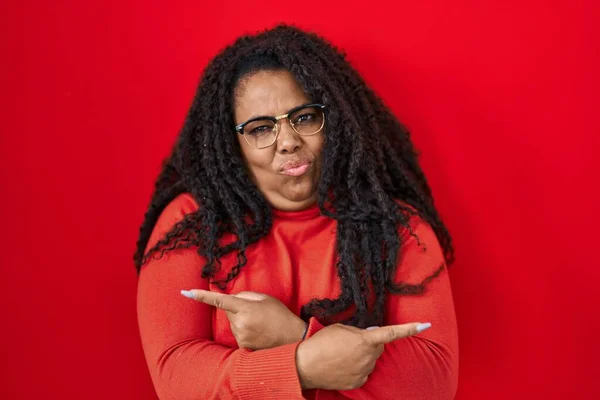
[1,1,598,398]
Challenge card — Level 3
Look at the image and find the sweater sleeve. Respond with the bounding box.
[320,216,459,400]
[136,194,305,400]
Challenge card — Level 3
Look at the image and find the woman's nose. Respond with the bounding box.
[276,120,302,154]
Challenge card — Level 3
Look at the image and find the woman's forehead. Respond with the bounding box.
[234,70,311,121]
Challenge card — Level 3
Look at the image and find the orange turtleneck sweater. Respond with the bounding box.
[137,193,458,399]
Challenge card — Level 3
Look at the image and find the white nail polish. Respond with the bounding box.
[180,290,194,299]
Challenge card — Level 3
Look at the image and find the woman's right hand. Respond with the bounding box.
[295,322,430,390]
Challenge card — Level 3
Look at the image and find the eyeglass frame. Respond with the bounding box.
[234,103,326,149]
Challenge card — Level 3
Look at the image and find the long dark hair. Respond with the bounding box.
[134,25,454,328]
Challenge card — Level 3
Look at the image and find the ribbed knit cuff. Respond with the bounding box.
[233,342,304,399]
[304,317,325,339]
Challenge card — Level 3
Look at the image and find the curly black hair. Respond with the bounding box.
[134,24,454,328]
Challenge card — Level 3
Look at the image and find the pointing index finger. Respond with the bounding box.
[181,289,247,313]
[365,322,432,345]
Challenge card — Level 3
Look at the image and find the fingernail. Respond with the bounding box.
[416,322,432,333]
[180,290,194,299]
[366,326,380,331]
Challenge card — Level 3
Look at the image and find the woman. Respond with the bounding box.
[135,25,458,400]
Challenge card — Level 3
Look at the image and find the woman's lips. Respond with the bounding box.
[280,160,312,177]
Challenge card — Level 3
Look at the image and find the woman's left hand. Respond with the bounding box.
[181,289,307,350]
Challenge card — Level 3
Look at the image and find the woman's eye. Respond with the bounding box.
[294,113,315,124]
[249,125,271,135]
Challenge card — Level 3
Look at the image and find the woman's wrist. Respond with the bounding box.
[300,320,309,340]
[290,317,308,343]
[295,340,317,390]
[280,317,308,347]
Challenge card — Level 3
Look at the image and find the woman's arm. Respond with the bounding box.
[136,195,305,400]
[311,216,459,399]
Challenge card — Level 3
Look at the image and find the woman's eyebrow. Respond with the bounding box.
[245,113,272,121]
[244,102,313,121]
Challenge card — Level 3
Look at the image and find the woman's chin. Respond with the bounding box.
[281,181,318,202]
[281,191,316,205]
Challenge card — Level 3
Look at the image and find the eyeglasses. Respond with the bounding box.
[235,103,326,149]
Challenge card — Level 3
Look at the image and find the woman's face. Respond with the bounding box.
[233,70,324,211]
